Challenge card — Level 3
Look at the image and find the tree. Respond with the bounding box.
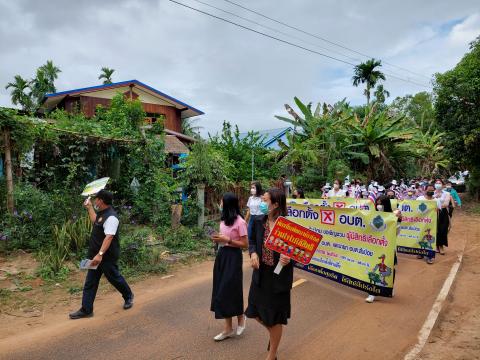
[434,36,480,198]
[5,75,34,113]
[99,67,115,84]
[344,105,415,181]
[374,84,390,103]
[352,59,386,105]
[30,60,61,107]
[390,92,436,132]
[182,118,202,139]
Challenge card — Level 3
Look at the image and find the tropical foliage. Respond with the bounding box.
[99,67,115,84]
[434,36,480,198]
[352,58,386,105]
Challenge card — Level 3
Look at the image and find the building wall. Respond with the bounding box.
[68,96,182,133]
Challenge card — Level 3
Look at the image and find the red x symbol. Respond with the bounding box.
[321,210,335,225]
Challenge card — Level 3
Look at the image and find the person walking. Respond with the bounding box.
[365,195,400,303]
[69,190,133,319]
[246,188,293,360]
[246,182,264,241]
[210,193,248,341]
[433,179,451,255]
[445,181,461,217]
[327,179,346,197]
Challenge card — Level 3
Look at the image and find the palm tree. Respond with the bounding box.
[5,75,34,112]
[352,59,386,105]
[30,61,61,108]
[99,67,115,84]
[182,117,202,138]
[39,60,61,90]
[374,84,390,103]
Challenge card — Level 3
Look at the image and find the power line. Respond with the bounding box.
[191,0,427,87]
[221,0,432,81]
[168,0,430,88]
[191,0,364,64]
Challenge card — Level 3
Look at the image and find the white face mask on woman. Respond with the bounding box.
[333,184,340,190]
[434,183,443,190]
[251,188,257,196]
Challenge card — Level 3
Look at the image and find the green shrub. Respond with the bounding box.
[0,182,83,250]
[161,226,210,252]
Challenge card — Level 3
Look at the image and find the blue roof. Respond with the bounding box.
[44,79,204,116]
[239,127,292,148]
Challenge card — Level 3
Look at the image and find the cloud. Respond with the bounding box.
[0,0,479,135]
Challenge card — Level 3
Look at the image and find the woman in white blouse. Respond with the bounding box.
[327,179,346,197]
[245,182,264,240]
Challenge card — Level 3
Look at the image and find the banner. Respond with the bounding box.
[265,217,322,265]
[287,204,397,297]
[288,197,374,211]
[392,199,438,258]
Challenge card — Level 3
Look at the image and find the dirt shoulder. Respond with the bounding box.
[419,203,480,360]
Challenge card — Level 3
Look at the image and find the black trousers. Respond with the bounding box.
[81,261,132,314]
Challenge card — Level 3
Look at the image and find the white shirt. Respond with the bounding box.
[247,196,263,215]
[327,189,346,197]
[416,192,450,210]
[103,216,119,235]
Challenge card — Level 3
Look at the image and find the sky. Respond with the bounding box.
[1,0,479,135]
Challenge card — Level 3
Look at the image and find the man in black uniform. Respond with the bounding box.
[69,190,134,319]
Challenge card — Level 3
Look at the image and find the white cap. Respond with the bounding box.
[392,180,398,185]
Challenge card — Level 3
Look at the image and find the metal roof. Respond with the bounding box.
[42,80,204,119]
[239,127,292,148]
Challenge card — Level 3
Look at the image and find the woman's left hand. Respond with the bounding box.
[279,254,291,266]
[211,234,229,243]
[393,209,402,219]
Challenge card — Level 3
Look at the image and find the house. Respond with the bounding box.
[41,80,204,152]
[239,127,292,150]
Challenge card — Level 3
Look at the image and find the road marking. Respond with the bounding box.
[404,252,464,360]
[292,278,307,288]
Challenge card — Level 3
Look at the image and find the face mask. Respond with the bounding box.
[377,205,384,211]
[334,184,340,190]
[250,188,256,195]
[292,195,297,199]
[93,205,100,211]
[407,192,413,196]
[259,202,269,215]
[446,185,452,189]
[426,191,434,197]
[219,207,223,213]
[435,184,442,190]
[387,195,395,199]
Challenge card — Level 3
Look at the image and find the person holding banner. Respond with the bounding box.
[365,195,401,303]
[69,190,134,319]
[326,179,346,197]
[433,179,451,255]
[210,193,248,341]
[245,188,293,360]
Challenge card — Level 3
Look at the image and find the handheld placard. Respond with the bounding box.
[265,217,323,276]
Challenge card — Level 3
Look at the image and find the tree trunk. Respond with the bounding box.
[3,128,14,213]
[197,183,205,228]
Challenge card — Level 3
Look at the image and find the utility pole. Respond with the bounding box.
[251,149,254,181]
[3,128,14,213]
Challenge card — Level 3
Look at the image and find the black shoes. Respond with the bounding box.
[69,309,93,319]
[124,294,134,310]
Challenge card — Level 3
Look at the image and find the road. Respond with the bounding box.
[0,218,467,360]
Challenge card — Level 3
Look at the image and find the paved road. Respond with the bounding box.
[1,224,466,360]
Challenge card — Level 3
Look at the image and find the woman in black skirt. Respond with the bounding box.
[210,193,248,341]
[245,188,293,360]
[434,179,451,255]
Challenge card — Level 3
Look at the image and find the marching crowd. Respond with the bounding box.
[208,177,462,359]
[69,177,462,360]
